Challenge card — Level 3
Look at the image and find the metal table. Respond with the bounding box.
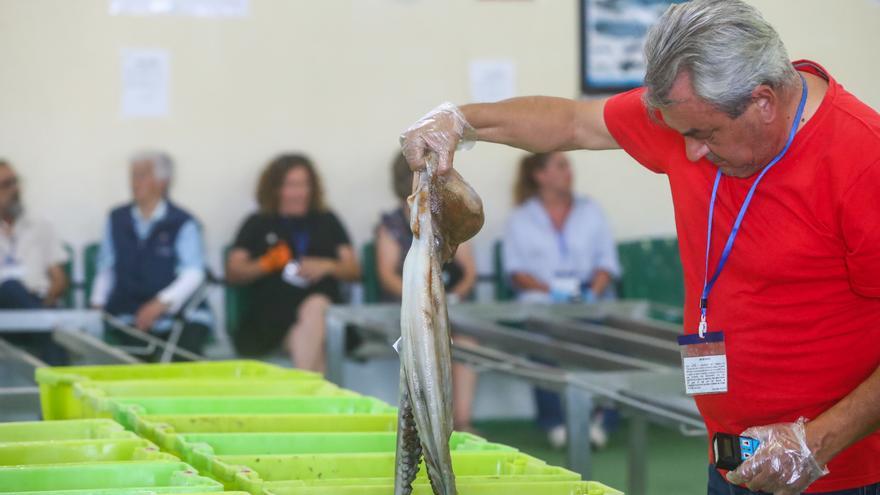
[0,337,46,421]
[0,310,103,335]
[324,300,703,495]
[0,310,143,421]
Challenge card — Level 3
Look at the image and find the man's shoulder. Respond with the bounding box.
[19,215,58,237]
[165,201,200,222]
[814,86,880,184]
[108,203,132,218]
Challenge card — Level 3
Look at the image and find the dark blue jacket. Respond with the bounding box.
[105,202,193,316]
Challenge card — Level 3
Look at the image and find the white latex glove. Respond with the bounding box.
[400,102,476,175]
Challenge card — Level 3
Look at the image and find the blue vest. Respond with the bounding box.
[105,202,193,316]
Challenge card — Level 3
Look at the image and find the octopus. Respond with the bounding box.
[394,164,484,495]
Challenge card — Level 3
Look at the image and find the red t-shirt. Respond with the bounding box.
[604,60,880,492]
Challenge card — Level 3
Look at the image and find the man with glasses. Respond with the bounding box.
[0,159,70,365]
[0,160,68,309]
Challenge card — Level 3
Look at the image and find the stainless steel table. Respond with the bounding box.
[324,300,702,495]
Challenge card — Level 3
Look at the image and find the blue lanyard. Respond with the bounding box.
[698,74,808,337]
[292,231,309,260]
[556,231,568,260]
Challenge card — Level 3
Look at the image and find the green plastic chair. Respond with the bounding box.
[361,242,381,304]
[616,237,684,307]
[82,242,100,306]
[59,244,75,308]
[492,240,515,301]
[222,246,253,338]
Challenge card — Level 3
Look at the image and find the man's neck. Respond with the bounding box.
[137,197,162,219]
[756,76,812,169]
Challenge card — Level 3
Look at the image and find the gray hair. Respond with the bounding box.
[643,0,799,118]
[131,150,174,183]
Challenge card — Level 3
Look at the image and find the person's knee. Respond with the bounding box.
[299,294,331,316]
[0,279,42,308]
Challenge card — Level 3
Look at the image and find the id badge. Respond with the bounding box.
[677,331,727,395]
[549,275,580,302]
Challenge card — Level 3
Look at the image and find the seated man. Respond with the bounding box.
[90,151,211,361]
[0,159,70,364]
[0,160,68,308]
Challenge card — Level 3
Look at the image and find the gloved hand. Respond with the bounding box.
[726,417,828,495]
[400,102,477,174]
[258,243,293,273]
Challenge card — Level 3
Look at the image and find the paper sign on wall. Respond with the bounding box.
[468,59,516,103]
[110,0,249,17]
[121,49,170,118]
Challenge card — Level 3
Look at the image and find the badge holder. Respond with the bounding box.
[677,331,727,396]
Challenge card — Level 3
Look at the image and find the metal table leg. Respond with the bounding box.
[628,414,649,495]
[564,380,594,479]
[325,314,346,386]
[0,386,41,421]
[52,329,139,364]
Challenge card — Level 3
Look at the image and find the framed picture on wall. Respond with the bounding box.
[580,0,686,95]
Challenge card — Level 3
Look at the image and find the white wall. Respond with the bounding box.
[2,0,878,275]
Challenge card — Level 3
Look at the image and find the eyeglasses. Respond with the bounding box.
[0,177,17,190]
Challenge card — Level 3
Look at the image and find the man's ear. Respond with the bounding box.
[751,84,778,123]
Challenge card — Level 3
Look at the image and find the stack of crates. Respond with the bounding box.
[24,360,621,495]
[0,419,243,494]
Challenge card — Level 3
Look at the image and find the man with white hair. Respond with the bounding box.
[400,0,880,493]
[91,151,211,360]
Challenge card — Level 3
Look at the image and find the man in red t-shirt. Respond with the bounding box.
[400,0,880,493]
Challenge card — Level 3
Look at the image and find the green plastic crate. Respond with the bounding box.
[175,432,511,473]
[37,360,320,420]
[110,396,396,430]
[0,419,135,444]
[0,461,222,494]
[75,380,357,419]
[261,481,622,495]
[0,438,176,466]
[214,451,579,493]
[134,414,398,452]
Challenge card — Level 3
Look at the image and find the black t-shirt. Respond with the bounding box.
[231,210,351,355]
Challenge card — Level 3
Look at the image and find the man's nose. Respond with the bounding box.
[684,137,710,162]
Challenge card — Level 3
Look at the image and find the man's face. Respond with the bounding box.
[660,72,774,178]
[130,161,165,203]
[0,165,21,216]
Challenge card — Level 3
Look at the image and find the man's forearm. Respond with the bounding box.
[461,96,616,152]
[44,266,68,306]
[807,364,880,465]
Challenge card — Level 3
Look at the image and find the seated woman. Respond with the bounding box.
[226,153,360,373]
[503,151,621,448]
[375,152,479,432]
[503,152,620,303]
